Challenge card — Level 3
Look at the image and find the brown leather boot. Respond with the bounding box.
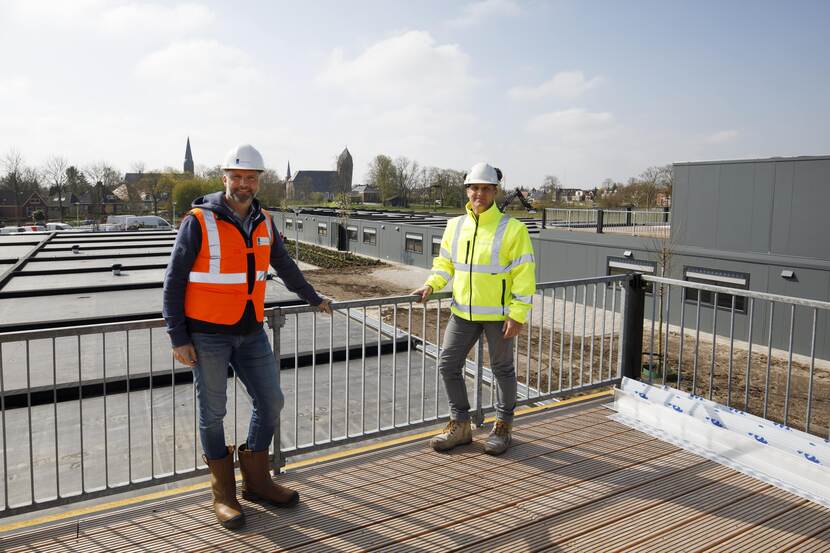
[237,443,300,507]
[204,446,245,529]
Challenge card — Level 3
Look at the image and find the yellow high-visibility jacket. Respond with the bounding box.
[424,202,536,324]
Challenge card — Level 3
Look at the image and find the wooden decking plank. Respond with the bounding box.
[543,471,771,552]
[389,450,718,553]
[786,526,830,552]
[702,500,830,553]
[150,426,665,552]
[22,412,628,552]
[0,406,607,543]
[630,486,808,552]
[285,439,684,552]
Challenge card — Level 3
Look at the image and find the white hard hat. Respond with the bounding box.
[221,144,265,172]
[464,162,502,186]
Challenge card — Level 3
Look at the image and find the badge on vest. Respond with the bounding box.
[257,237,270,246]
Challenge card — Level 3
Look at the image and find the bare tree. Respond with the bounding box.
[393,156,419,207]
[43,156,69,221]
[2,148,25,223]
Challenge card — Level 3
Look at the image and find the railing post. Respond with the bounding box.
[268,308,287,473]
[596,209,604,234]
[619,274,646,380]
[541,208,547,229]
[472,339,485,427]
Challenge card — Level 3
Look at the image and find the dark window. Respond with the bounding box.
[683,266,749,312]
[285,219,293,231]
[296,220,303,231]
[363,227,377,245]
[346,226,358,241]
[405,233,423,254]
[607,256,656,294]
[317,223,327,237]
[431,237,441,257]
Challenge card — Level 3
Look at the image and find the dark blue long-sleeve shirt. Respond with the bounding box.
[163,192,322,347]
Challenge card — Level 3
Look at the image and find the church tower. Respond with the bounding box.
[183,137,194,175]
[336,147,353,194]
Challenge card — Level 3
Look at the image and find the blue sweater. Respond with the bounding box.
[163,192,322,347]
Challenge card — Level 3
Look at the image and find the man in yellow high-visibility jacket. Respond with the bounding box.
[413,162,536,455]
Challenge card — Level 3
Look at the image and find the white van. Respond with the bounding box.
[106,215,172,230]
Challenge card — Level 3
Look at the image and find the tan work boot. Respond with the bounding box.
[204,446,245,530]
[483,420,512,455]
[430,419,473,452]
[237,443,300,507]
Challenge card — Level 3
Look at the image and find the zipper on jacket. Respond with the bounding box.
[501,278,506,316]
[468,218,479,321]
[464,241,470,263]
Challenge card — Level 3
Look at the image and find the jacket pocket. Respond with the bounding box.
[501,279,506,314]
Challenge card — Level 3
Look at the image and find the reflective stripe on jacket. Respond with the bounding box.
[184,208,273,325]
[424,202,536,324]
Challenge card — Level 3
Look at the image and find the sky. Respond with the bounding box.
[1,0,828,189]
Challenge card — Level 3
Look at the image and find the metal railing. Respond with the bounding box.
[543,208,670,238]
[0,275,631,515]
[638,275,830,438]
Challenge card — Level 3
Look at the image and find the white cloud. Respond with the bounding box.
[527,108,616,138]
[135,40,262,96]
[509,71,603,100]
[449,0,521,27]
[318,31,475,106]
[0,77,30,101]
[7,0,214,36]
[100,2,215,34]
[704,130,740,144]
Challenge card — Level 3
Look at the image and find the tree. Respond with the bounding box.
[172,176,221,216]
[392,156,419,207]
[256,168,284,208]
[84,162,120,190]
[31,209,46,224]
[139,172,175,215]
[43,156,69,221]
[1,148,25,224]
[366,155,395,203]
[542,175,561,203]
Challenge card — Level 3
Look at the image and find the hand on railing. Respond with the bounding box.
[172,344,197,366]
[316,298,333,315]
[412,285,433,303]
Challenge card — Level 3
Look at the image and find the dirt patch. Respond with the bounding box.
[303,266,412,301]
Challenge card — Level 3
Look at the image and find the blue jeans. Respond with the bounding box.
[190,328,284,460]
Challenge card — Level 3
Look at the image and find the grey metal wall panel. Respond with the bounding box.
[714,163,773,253]
[682,164,720,248]
[773,160,830,260]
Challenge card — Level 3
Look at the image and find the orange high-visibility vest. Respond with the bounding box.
[184,208,273,325]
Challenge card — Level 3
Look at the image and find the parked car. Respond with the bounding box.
[0,226,25,234]
[20,225,46,232]
[46,222,75,231]
[106,215,172,231]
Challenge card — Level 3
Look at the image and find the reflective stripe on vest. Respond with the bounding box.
[451,300,510,316]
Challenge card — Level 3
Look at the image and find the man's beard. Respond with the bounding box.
[231,190,254,203]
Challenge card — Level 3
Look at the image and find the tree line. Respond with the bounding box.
[0,148,287,225]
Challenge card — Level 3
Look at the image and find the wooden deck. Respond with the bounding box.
[3,399,830,552]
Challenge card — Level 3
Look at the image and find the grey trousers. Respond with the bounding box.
[438,314,517,423]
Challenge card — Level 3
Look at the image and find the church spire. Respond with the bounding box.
[286,161,291,180]
[183,137,194,175]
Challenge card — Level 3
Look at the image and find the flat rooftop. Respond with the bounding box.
[3,396,828,552]
[0,230,307,330]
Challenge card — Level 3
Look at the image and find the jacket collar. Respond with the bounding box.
[465,201,503,225]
